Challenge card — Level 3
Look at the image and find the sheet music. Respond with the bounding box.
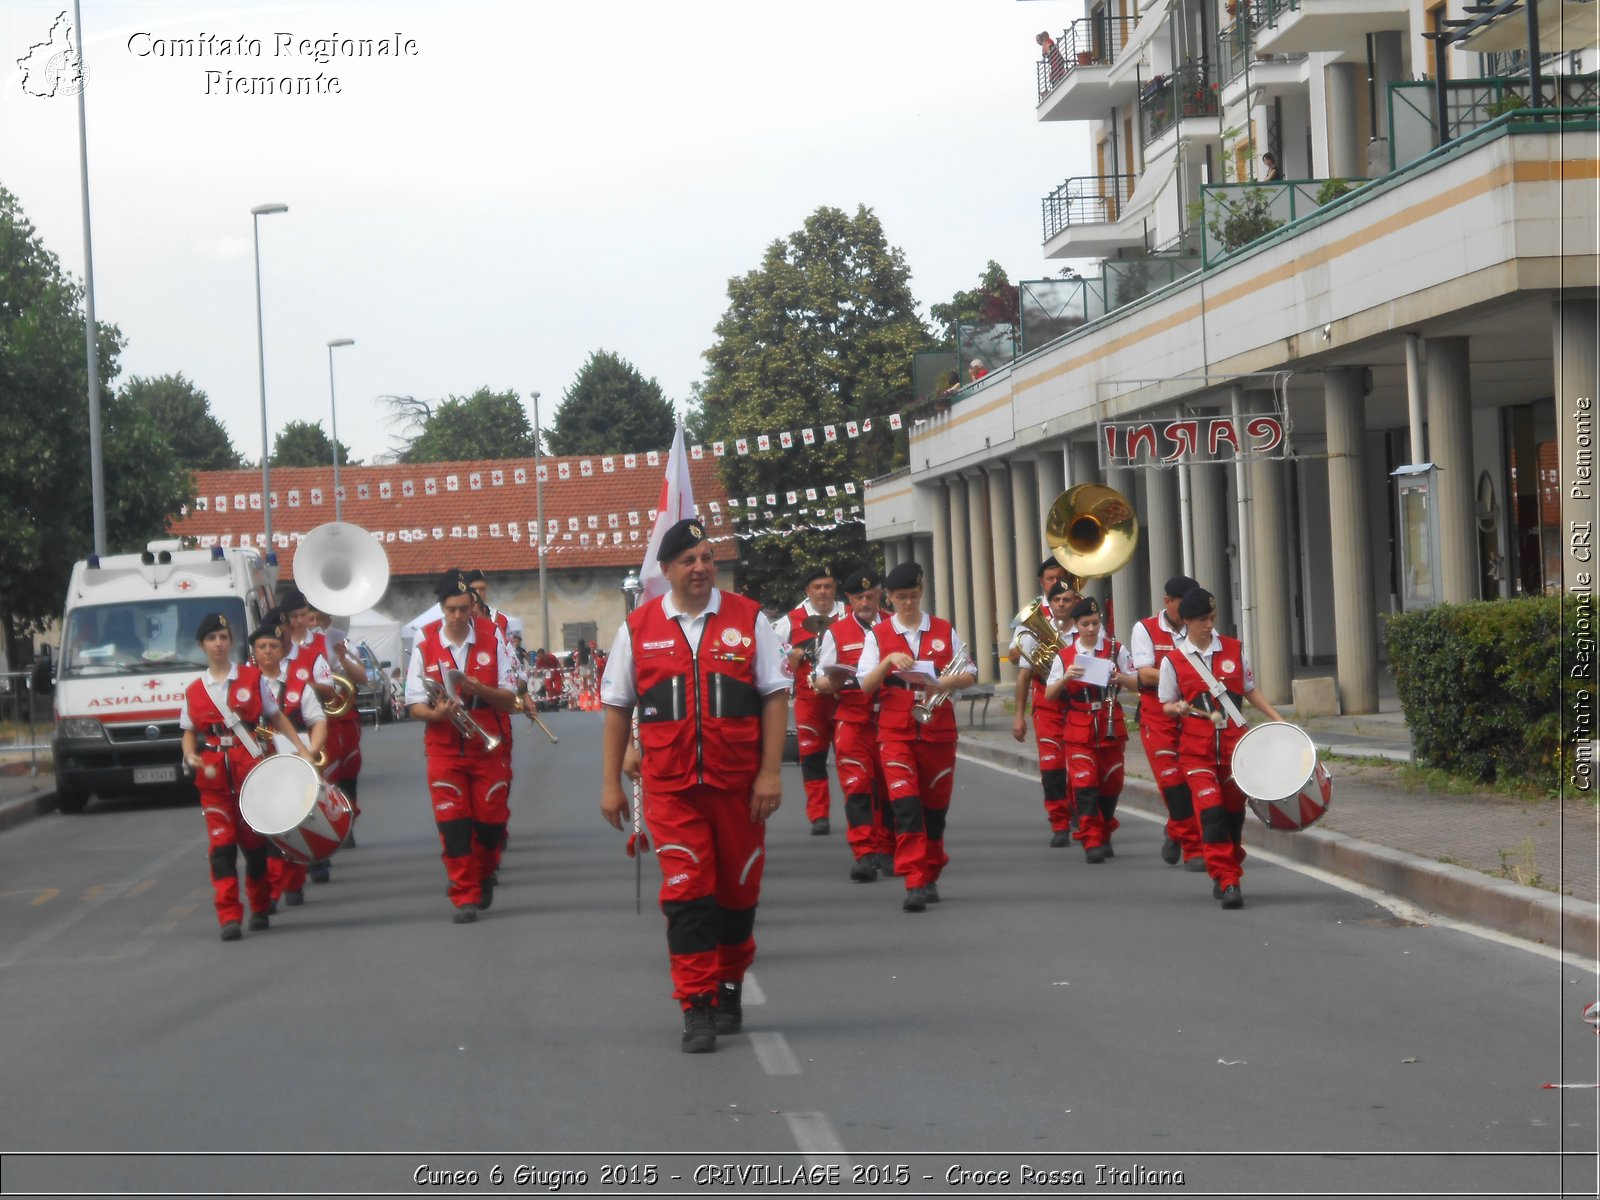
[1075,653,1112,688]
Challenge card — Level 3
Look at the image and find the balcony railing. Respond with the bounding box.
[1199,179,1363,266]
[1252,0,1301,28]
[1042,174,1136,242]
[1020,255,1201,351]
[1478,48,1569,81]
[1036,16,1137,101]
[1140,64,1220,147]
[1389,74,1599,168]
[1217,20,1253,85]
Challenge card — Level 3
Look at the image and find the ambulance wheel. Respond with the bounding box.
[56,788,89,814]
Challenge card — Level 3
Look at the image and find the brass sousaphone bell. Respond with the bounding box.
[1044,483,1140,589]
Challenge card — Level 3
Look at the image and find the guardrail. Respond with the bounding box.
[1042,173,1135,242]
[1140,64,1219,147]
[1199,178,1351,266]
[1036,16,1137,101]
[1389,74,1599,169]
[0,671,50,773]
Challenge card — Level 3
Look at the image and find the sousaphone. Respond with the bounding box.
[295,522,391,716]
[1045,483,1139,589]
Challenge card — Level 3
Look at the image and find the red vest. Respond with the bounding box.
[1059,638,1128,746]
[871,615,958,742]
[259,671,308,732]
[827,612,883,725]
[417,618,509,756]
[1169,634,1248,766]
[1136,614,1184,725]
[786,604,833,700]
[628,592,766,793]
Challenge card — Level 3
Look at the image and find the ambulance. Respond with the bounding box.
[50,539,276,813]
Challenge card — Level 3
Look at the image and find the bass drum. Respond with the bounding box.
[239,754,353,863]
[1230,722,1333,832]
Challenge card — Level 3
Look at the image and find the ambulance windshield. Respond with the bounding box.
[60,598,248,678]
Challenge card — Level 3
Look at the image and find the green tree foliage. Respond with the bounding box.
[271,419,356,468]
[390,388,536,463]
[121,373,244,469]
[928,260,1020,347]
[548,350,675,456]
[696,205,927,605]
[0,186,191,657]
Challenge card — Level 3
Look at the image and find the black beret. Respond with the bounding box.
[842,568,881,595]
[435,567,472,602]
[656,518,708,563]
[248,619,286,644]
[1164,575,1200,600]
[1038,557,1063,580]
[883,561,924,592]
[462,568,486,584]
[278,588,309,613]
[800,564,834,586]
[195,612,232,641]
[1068,597,1100,621]
[1046,580,1079,600]
[1179,587,1217,619]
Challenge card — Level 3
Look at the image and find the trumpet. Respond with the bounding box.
[1013,600,1069,675]
[423,676,503,753]
[912,649,976,724]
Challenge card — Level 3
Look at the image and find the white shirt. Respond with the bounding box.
[258,668,326,726]
[854,612,967,684]
[1157,636,1256,704]
[600,589,790,708]
[1044,635,1134,688]
[405,619,515,706]
[1129,611,1187,671]
[179,664,279,730]
[770,598,846,646]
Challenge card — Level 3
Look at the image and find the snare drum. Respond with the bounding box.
[1230,722,1332,832]
[239,754,353,863]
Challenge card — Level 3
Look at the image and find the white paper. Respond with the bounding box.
[1075,654,1113,688]
[821,663,857,678]
[894,662,940,688]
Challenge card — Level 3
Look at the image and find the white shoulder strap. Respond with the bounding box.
[1179,646,1246,728]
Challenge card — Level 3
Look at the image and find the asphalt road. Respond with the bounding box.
[1,713,1595,1198]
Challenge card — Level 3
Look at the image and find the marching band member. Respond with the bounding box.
[1044,597,1138,864]
[1131,576,1205,870]
[1158,587,1286,909]
[1010,579,1080,846]
[464,569,512,640]
[810,568,894,883]
[309,603,369,847]
[249,616,329,910]
[280,592,338,880]
[405,569,518,925]
[179,613,316,941]
[772,566,846,835]
[856,561,976,913]
[1006,557,1070,665]
[599,519,789,1053]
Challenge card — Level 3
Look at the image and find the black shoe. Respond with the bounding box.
[810,818,830,836]
[479,876,495,911]
[1161,837,1182,865]
[714,982,743,1035]
[488,871,499,886]
[681,995,718,1053]
[284,890,305,907]
[850,858,878,883]
[1049,829,1073,848]
[902,887,929,913]
[1084,845,1108,864]
[310,861,331,884]
[872,853,897,876]
[1102,843,1115,858]
[1212,881,1224,900]
[219,921,242,942]
[1184,857,1208,873]
[452,904,479,925]
[924,882,940,904]
[1220,885,1244,910]
[268,900,278,914]
[247,912,269,932]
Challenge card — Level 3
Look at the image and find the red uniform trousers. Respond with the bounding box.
[1067,741,1125,850]
[878,736,957,889]
[644,782,766,1006]
[834,719,892,860]
[196,744,271,925]
[326,713,363,815]
[1032,708,1073,833]
[1139,709,1203,862]
[427,749,511,908]
[793,690,838,823]
[267,852,308,901]
[1181,745,1250,887]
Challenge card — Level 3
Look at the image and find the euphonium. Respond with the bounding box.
[911,649,976,724]
[1013,600,1068,675]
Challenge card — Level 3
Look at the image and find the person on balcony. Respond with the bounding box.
[1262,152,1284,181]
[1037,31,1066,85]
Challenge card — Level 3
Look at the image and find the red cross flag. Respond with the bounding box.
[639,420,699,603]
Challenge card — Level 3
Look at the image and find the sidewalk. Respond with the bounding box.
[956,697,1598,958]
[0,761,56,833]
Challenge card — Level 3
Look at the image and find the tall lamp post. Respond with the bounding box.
[531,389,550,650]
[251,203,289,559]
[326,338,354,520]
[71,0,106,556]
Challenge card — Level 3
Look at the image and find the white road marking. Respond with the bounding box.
[784,1111,850,1167]
[749,1031,801,1075]
[0,838,199,969]
[742,971,767,1005]
[959,752,1600,975]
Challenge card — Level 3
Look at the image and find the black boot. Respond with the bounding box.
[681,994,717,1053]
[715,981,743,1034]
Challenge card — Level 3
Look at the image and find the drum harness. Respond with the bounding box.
[199,678,266,792]
[1177,645,1247,759]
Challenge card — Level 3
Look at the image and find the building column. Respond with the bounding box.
[900,535,916,570]
[930,482,954,626]
[1325,367,1380,714]
[1035,449,1066,565]
[1144,462,1180,602]
[914,535,935,585]
[947,478,974,657]
[882,538,901,574]
[1556,296,1599,597]
[1010,457,1040,605]
[1249,454,1294,706]
[1426,337,1478,603]
[1107,463,1143,640]
[966,470,998,684]
[1065,443,1105,602]
[1188,462,1231,632]
[1325,62,1364,179]
[988,464,1020,633]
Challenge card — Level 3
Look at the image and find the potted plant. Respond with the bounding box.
[1078,50,1097,65]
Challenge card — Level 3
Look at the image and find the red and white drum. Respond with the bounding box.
[239,754,353,863]
[1230,722,1333,832]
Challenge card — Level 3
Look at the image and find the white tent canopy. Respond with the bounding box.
[345,607,405,670]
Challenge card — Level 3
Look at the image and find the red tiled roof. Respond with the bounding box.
[174,455,735,578]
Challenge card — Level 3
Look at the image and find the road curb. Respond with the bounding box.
[958,739,1599,959]
[0,788,58,833]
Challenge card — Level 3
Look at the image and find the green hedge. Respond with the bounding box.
[1384,596,1580,793]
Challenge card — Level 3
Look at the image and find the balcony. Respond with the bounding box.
[1140,64,1221,149]
[1389,74,1600,169]
[1198,178,1363,266]
[1251,0,1408,60]
[1041,174,1144,257]
[1019,255,1201,351]
[1216,18,1309,105]
[1036,16,1139,121]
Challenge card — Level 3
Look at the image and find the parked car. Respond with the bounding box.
[352,642,392,725]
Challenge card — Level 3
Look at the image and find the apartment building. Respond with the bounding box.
[866,0,1596,714]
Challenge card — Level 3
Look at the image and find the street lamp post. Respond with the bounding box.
[71,0,106,556]
[252,203,289,560]
[531,390,550,650]
[326,338,354,520]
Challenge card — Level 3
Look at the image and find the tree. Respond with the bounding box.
[548,350,676,455]
[696,205,929,605]
[271,419,356,468]
[391,388,536,463]
[928,260,1021,347]
[120,373,245,469]
[0,186,191,661]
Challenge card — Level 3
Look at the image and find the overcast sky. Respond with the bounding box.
[2,0,1095,465]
